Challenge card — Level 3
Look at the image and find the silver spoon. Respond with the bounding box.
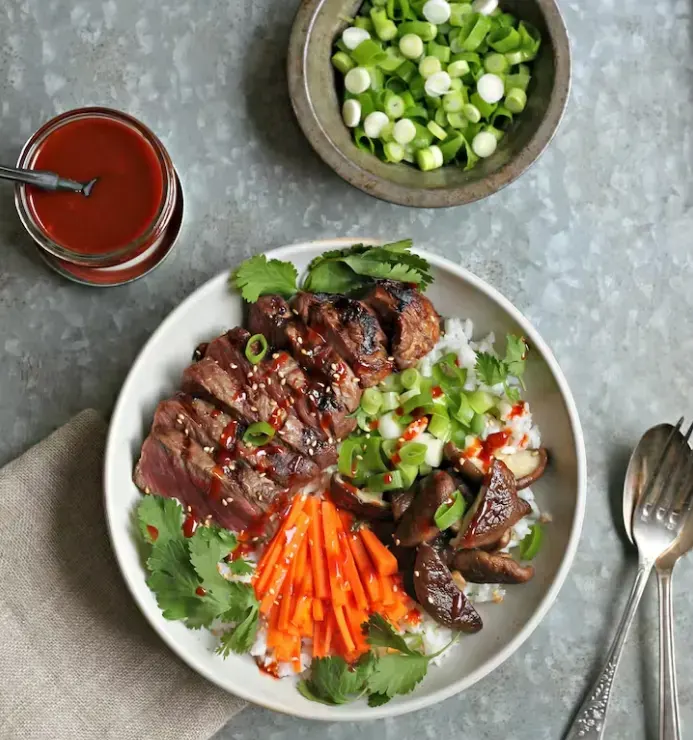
[565,418,693,739]
[0,164,97,196]
[623,423,693,740]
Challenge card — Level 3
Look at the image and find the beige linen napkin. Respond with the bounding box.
[0,410,246,740]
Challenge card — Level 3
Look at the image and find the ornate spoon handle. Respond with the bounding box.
[564,561,653,739]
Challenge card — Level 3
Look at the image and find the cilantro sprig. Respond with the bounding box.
[137,495,259,654]
[230,240,433,302]
[298,614,456,707]
[475,334,529,401]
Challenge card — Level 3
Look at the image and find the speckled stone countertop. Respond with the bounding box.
[2,0,693,738]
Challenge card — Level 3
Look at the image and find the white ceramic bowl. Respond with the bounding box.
[104,238,586,720]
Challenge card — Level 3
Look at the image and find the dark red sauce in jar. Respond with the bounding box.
[15,108,177,268]
[27,116,163,255]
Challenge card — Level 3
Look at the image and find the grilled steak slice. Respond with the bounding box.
[153,394,320,489]
[292,292,394,387]
[364,280,441,369]
[134,427,280,532]
[182,351,337,468]
[248,295,362,413]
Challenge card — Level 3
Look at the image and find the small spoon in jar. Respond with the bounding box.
[0,164,98,196]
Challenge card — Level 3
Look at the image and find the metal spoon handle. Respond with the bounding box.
[656,565,681,740]
[0,164,87,194]
[564,559,654,740]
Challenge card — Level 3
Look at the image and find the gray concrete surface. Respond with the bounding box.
[2,0,693,737]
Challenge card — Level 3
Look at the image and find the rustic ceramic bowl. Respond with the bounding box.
[288,0,571,207]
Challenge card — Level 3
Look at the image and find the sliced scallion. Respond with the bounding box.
[519,523,543,560]
[434,490,466,530]
[245,334,268,364]
[366,470,404,492]
[338,438,362,477]
[361,387,384,415]
[401,367,421,390]
[243,421,275,446]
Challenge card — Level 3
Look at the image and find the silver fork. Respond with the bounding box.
[565,419,693,739]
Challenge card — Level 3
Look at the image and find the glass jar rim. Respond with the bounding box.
[14,107,177,268]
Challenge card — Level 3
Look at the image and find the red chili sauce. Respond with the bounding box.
[27,116,164,256]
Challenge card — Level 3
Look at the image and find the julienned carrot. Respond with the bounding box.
[360,527,399,576]
[380,574,396,606]
[345,529,381,604]
[312,598,324,621]
[333,605,356,654]
[309,497,329,599]
[255,495,307,593]
[343,597,369,655]
[321,501,347,606]
[313,615,324,657]
[278,547,300,631]
[259,511,311,614]
[323,611,335,655]
[291,568,313,627]
[337,530,369,611]
[384,599,409,624]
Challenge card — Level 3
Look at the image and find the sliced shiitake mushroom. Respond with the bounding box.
[479,527,512,552]
[451,549,534,584]
[453,459,531,550]
[413,543,482,632]
[394,471,456,547]
[495,448,548,489]
[330,474,391,520]
[390,489,415,521]
[444,443,484,487]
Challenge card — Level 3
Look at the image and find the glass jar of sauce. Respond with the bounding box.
[15,107,177,267]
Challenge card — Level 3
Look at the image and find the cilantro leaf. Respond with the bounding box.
[505,384,521,403]
[218,582,259,623]
[216,604,259,657]
[137,495,184,545]
[146,539,215,626]
[367,692,391,707]
[297,656,368,705]
[231,255,298,302]
[188,526,237,590]
[302,261,369,294]
[475,352,507,387]
[365,652,430,698]
[504,334,528,379]
[228,558,255,576]
[364,614,413,655]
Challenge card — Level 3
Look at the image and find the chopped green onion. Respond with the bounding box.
[418,55,442,78]
[454,394,474,425]
[398,441,427,465]
[332,51,356,74]
[242,421,275,446]
[380,391,400,411]
[440,132,464,162]
[363,437,388,471]
[245,334,268,364]
[419,463,433,476]
[427,40,451,63]
[429,413,451,441]
[412,120,435,148]
[384,141,405,162]
[449,2,474,26]
[384,91,406,118]
[401,367,421,390]
[427,121,448,139]
[519,523,543,560]
[371,7,399,40]
[399,32,425,59]
[402,389,433,413]
[381,438,398,459]
[505,87,527,113]
[467,389,494,413]
[380,373,404,392]
[379,47,407,72]
[338,438,362,477]
[488,25,520,53]
[469,412,486,436]
[446,112,467,128]
[366,470,404,492]
[361,387,384,415]
[462,102,481,122]
[484,51,508,74]
[448,59,470,78]
[458,13,492,51]
[505,64,531,91]
[398,20,438,41]
[442,90,466,113]
[469,90,496,118]
[416,144,443,170]
[398,464,419,488]
[434,490,466,530]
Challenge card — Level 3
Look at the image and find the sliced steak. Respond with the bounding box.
[134,427,279,532]
[153,393,320,489]
[292,292,393,387]
[182,350,337,468]
[248,295,362,413]
[364,280,441,369]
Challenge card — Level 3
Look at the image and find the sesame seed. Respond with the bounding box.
[222,499,228,506]
[247,372,253,379]
[387,356,394,362]
[308,449,314,456]
[230,363,238,369]
[252,383,258,390]
[301,349,308,355]
[269,588,275,595]
[292,309,299,316]
[144,487,151,494]
[250,406,258,412]
[427,596,434,604]
[252,536,259,542]
[259,472,266,478]
[393,585,398,592]
[356,454,364,460]
[297,336,303,345]
[414,570,420,577]
[330,363,337,370]
[184,428,189,436]
[365,433,371,439]
[187,505,192,513]
[229,464,236,471]
[272,353,279,359]
[267,378,272,385]
[395,538,401,546]
[281,379,287,385]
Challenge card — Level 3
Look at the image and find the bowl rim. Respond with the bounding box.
[288,0,572,208]
[104,238,586,720]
